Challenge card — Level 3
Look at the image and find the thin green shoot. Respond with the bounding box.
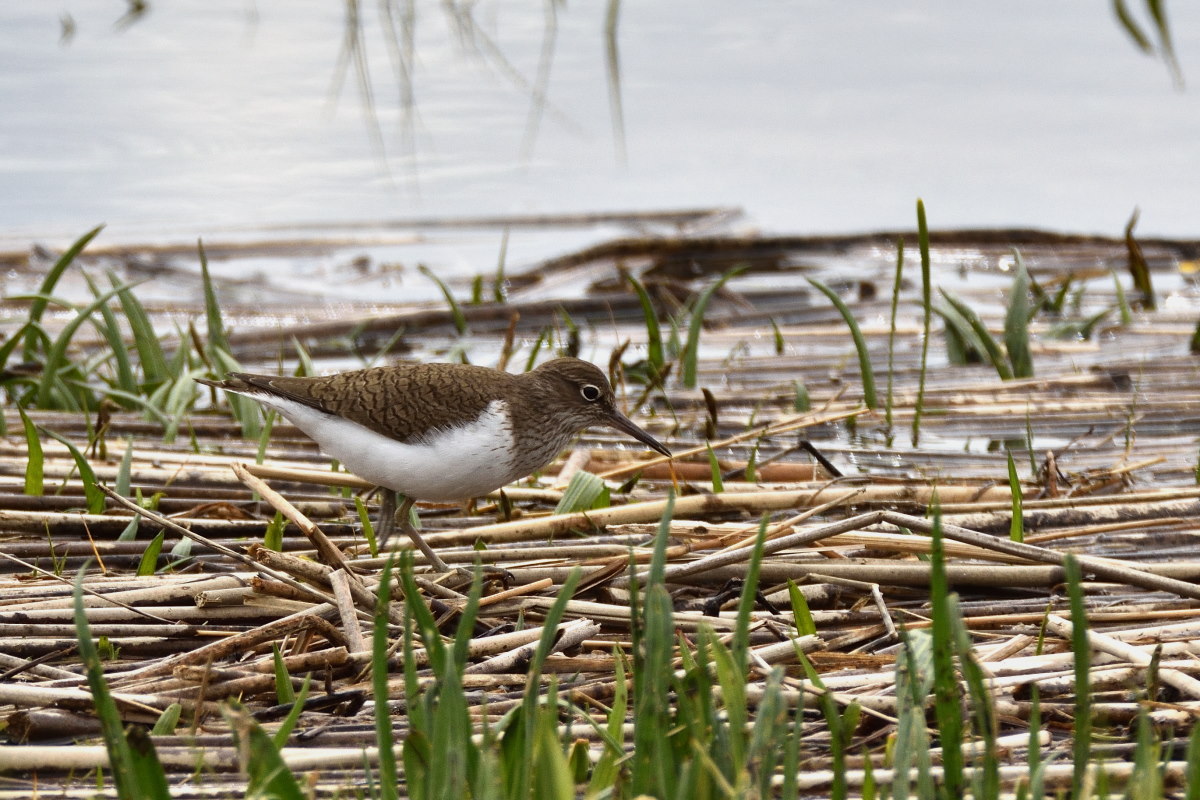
[272,643,294,705]
[1064,554,1092,791]
[788,579,817,636]
[373,558,401,800]
[354,496,379,558]
[18,407,43,496]
[263,511,285,552]
[1007,451,1024,542]
[493,227,510,303]
[1004,250,1035,378]
[793,380,810,412]
[23,225,104,361]
[938,290,1014,380]
[807,277,878,408]
[1125,207,1156,310]
[40,427,105,514]
[136,531,165,576]
[913,198,932,446]
[419,264,468,335]
[75,565,171,800]
[624,271,665,380]
[681,266,745,388]
[1112,269,1133,325]
[886,238,904,433]
[927,502,964,797]
[705,442,724,493]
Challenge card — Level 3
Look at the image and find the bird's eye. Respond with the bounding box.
[580,384,602,402]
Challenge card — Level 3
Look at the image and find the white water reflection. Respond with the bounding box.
[1,1,1198,250]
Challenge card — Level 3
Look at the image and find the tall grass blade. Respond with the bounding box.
[681,266,745,388]
[225,704,306,800]
[913,199,932,446]
[1065,554,1092,791]
[112,272,170,389]
[272,675,310,749]
[1007,451,1024,542]
[136,531,164,576]
[271,642,294,705]
[788,579,817,636]
[83,273,137,401]
[807,277,878,408]
[927,503,964,797]
[40,427,105,514]
[1005,251,1034,378]
[75,566,170,800]
[705,442,724,492]
[419,264,468,335]
[18,407,43,496]
[23,225,104,360]
[630,491,676,796]
[373,558,401,800]
[1125,208,1156,310]
[733,514,769,671]
[36,282,135,409]
[624,271,665,377]
[886,238,904,431]
[939,289,1014,380]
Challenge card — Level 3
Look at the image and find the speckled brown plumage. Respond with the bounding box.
[198,357,671,473]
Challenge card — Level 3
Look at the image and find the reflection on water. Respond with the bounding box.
[1,1,1199,250]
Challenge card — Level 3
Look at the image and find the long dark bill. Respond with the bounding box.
[606,410,672,458]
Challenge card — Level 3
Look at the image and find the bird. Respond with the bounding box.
[197,357,671,570]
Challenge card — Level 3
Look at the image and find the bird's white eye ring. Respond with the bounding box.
[580,384,602,402]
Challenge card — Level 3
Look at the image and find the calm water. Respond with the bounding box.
[2,1,1198,253]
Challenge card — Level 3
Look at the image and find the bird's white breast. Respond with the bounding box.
[247,394,520,501]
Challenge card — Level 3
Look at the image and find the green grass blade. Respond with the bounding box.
[272,675,310,749]
[40,427,105,513]
[373,558,401,800]
[150,703,181,736]
[1065,554,1092,791]
[115,439,133,498]
[624,271,665,376]
[807,277,878,408]
[18,407,43,496]
[1125,208,1156,310]
[733,514,769,671]
[136,531,164,576]
[1007,451,1024,542]
[1004,251,1034,378]
[705,442,724,493]
[681,266,745,388]
[76,566,171,800]
[226,704,306,800]
[124,726,172,800]
[272,642,294,704]
[36,282,136,409]
[788,579,817,636]
[24,225,104,361]
[83,272,137,401]
[554,470,610,514]
[886,238,904,431]
[419,264,468,335]
[939,289,1015,380]
[928,504,964,798]
[913,199,932,446]
[112,271,170,389]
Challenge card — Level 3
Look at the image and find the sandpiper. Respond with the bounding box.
[197,357,671,570]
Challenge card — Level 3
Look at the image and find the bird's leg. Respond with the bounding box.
[395,494,451,573]
[375,488,398,547]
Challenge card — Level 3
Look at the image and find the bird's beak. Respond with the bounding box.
[606,410,672,458]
